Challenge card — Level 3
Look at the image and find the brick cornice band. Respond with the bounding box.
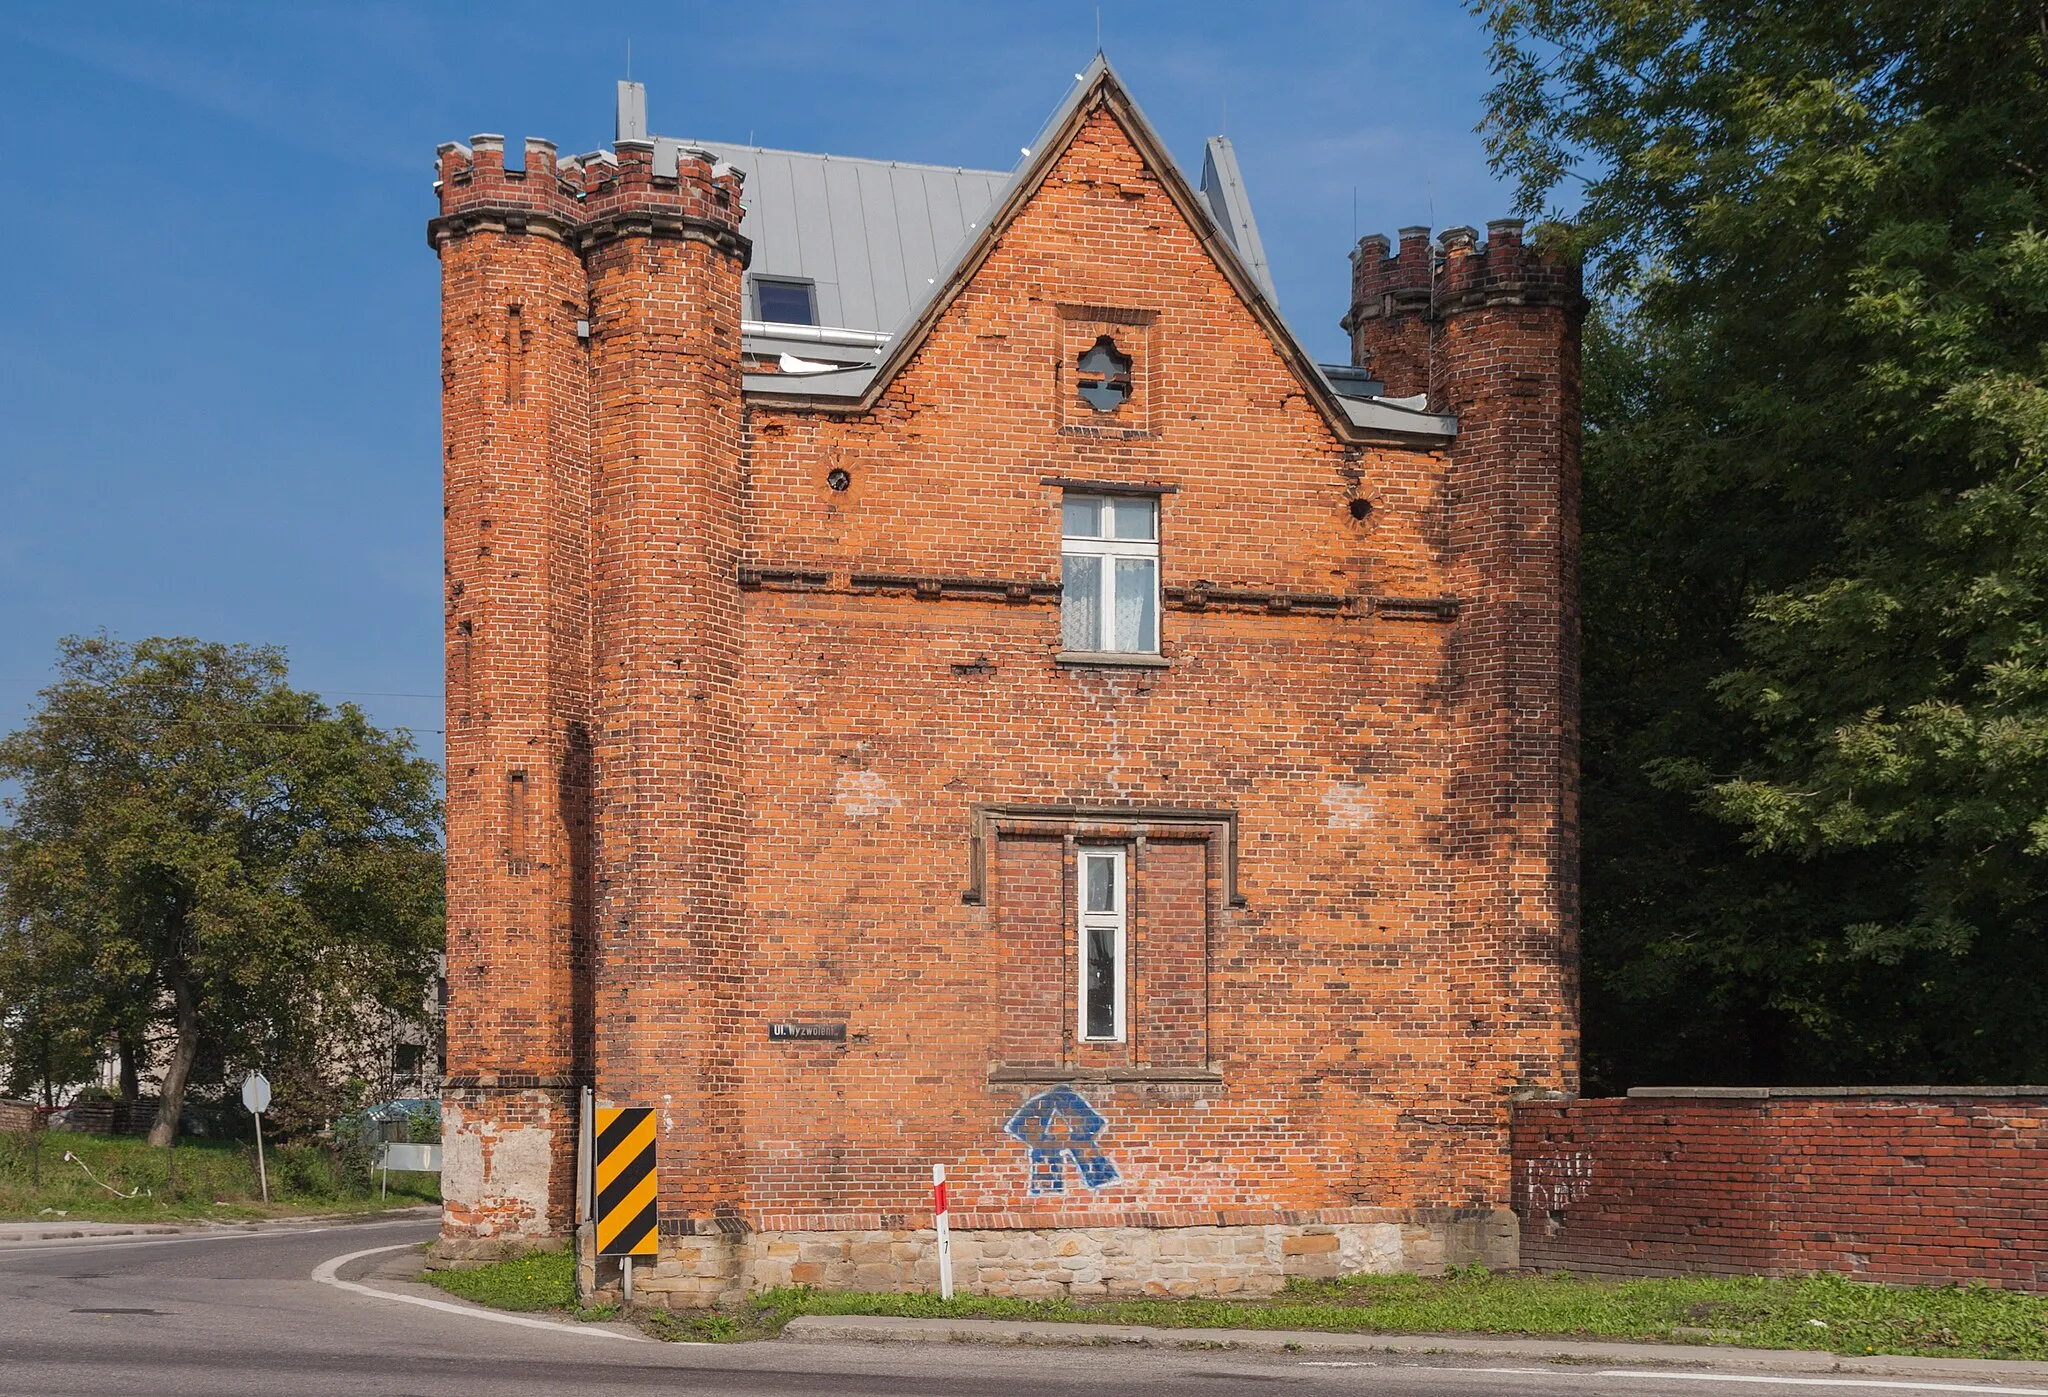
[427,204,751,261]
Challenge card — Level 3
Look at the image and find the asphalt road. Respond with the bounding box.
[0,1219,2039,1397]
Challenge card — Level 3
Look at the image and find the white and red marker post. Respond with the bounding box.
[932,1162,954,1300]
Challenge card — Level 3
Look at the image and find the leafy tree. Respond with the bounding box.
[1478,0,2048,1082]
[0,907,104,1106]
[0,636,444,1143]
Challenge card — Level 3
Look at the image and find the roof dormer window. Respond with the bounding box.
[754,277,817,326]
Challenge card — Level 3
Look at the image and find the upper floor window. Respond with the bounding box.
[1076,336,1133,413]
[753,277,816,326]
[1061,495,1159,655]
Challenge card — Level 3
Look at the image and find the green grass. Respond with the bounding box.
[419,1252,2048,1361]
[745,1269,2048,1361]
[427,1246,580,1311]
[0,1128,439,1223]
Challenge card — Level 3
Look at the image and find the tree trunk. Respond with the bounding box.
[147,972,200,1148]
[117,1030,141,1103]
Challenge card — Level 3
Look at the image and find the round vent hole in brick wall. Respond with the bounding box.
[1349,498,1373,520]
[826,468,851,492]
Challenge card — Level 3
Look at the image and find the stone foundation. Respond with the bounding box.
[578,1211,1519,1310]
[429,1087,575,1264]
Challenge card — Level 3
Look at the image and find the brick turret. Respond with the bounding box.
[433,131,596,1248]
[1343,225,1434,397]
[1345,215,1585,1189]
[580,135,750,1225]
[430,117,749,1256]
[1432,220,1586,1119]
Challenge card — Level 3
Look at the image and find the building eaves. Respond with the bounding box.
[742,365,877,401]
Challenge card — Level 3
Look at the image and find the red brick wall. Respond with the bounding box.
[1513,1092,2048,1290]
[726,101,1573,1227]
[433,73,1583,1242]
[1137,838,1209,1069]
[583,194,751,1222]
[1346,227,1433,397]
[434,135,595,1237]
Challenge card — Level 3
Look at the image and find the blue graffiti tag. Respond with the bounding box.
[1004,1084,1120,1194]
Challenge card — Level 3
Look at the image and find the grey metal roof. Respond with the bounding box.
[667,139,1011,337]
[629,60,1456,441]
[1338,393,1456,436]
[1197,137,1278,304]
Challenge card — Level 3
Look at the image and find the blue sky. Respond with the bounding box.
[0,1,1518,765]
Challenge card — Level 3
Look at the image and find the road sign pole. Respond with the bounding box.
[933,1162,953,1300]
[622,1256,633,1305]
[577,1086,592,1225]
[253,1110,268,1204]
[241,1072,272,1205]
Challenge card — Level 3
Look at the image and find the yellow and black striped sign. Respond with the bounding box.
[594,1106,657,1258]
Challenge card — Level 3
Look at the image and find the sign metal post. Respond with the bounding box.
[241,1072,272,1204]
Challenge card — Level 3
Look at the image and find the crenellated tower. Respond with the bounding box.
[579,137,750,1226]
[429,117,749,1255]
[1342,225,1435,398]
[1346,218,1587,1123]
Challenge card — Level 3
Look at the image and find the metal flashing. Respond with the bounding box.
[741,366,877,399]
[1339,394,1457,438]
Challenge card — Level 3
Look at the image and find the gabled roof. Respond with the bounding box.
[663,140,1009,343]
[636,59,1453,442]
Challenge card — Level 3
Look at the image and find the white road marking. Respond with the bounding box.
[1301,1363,2048,1395]
[311,1242,646,1343]
[1599,1373,2048,1395]
[1303,1363,1565,1374]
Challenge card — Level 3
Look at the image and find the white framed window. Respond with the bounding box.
[1077,847,1127,1042]
[1061,495,1159,654]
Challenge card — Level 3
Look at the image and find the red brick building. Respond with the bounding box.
[431,61,1583,1304]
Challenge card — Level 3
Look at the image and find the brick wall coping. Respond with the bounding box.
[1619,1085,2048,1100]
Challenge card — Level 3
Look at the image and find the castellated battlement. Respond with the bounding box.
[1346,219,1579,327]
[429,131,748,260]
[1343,218,1583,400]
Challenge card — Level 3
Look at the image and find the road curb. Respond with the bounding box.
[313,1242,648,1343]
[0,1205,438,1247]
[779,1314,2048,1382]
[0,1223,185,1243]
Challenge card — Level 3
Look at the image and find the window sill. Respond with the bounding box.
[1056,650,1170,669]
[988,1065,1223,1085]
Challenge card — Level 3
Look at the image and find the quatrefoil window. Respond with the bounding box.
[1075,336,1134,413]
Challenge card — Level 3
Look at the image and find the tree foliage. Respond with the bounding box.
[1478,0,2048,1083]
[0,636,444,1140]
